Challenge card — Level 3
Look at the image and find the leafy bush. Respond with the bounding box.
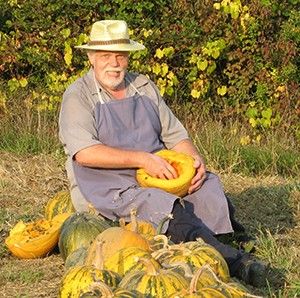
[0,0,299,141]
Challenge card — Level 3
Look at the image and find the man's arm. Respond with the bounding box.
[75,144,178,180]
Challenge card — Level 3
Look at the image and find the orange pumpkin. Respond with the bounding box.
[5,213,70,259]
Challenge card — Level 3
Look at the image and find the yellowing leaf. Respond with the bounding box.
[191,89,201,99]
[155,48,164,59]
[19,78,28,88]
[213,3,221,9]
[249,118,257,127]
[152,63,161,75]
[240,136,250,146]
[161,63,169,77]
[217,85,227,96]
[197,60,208,71]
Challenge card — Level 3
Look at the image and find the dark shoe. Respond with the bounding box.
[234,254,268,288]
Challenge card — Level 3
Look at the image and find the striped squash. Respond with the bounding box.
[104,246,160,276]
[119,257,188,297]
[59,212,111,260]
[79,281,143,298]
[59,266,121,298]
[169,286,231,298]
[45,190,75,220]
[59,240,121,298]
[64,246,88,270]
[152,239,230,282]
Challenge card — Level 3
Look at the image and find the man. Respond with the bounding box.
[59,20,267,287]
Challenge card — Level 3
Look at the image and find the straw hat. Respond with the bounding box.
[75,20,145,51]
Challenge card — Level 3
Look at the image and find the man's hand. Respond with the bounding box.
[142,153,178,180]
[188,155,207,195]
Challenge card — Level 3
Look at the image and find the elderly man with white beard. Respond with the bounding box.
[59,20,268,287]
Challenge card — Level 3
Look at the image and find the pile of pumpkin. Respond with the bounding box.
[5,190,261,298]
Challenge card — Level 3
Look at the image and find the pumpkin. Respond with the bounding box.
[119,257,188,297]
[85,226,150,264]
[104,246,161,276]
[136,149,196,197]
[79,281,143,298]
[188,265,256,298]
[152,238,230,282]
[59,240,121,298]
[45,190,75,220]
[64,246,88,270]
[124,208,156,241]
[5,213,70,259]
[58,212,111,261]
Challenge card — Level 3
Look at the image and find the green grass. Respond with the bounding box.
[191,121,300,177]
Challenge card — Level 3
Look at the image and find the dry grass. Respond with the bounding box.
[0,152,299,297]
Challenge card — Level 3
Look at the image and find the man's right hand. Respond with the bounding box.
[142,153,178,180]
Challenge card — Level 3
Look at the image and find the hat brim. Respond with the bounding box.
[75,40,145,52]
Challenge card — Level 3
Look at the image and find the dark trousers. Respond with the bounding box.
[165,200,246,276]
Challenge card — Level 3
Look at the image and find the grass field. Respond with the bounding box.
[1,150,299,297]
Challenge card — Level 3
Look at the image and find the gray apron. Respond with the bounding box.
[73,80,233,234]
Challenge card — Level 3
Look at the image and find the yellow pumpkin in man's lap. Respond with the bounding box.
[136,149,196,197]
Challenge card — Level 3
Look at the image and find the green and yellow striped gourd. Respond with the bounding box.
[59,240,121,298]
[152,238,230,282]
[59,212,111,260]
[45,190,75,220]
[119,257,188,297]
[79,281,143,298]
[104,246,160,277]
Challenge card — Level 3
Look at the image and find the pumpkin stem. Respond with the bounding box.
[85,238,104,270]
[138,257,158,275]
[88,203,97,216]
[86,281,114,297]
[151,234,170,251]
[119,218,126,228]
[156,213,173,235]
[189,264,220,293]
[129,208,138,232]
[151,247,173,260]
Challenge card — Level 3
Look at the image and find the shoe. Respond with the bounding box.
[234,232,257,253]
[234,254,268,288]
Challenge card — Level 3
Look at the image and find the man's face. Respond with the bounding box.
[88,51,129,91]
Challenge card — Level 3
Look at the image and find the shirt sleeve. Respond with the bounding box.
[146,80,190,149]
[59,84,101,158]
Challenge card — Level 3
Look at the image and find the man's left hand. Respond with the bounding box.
[188,155,207,194]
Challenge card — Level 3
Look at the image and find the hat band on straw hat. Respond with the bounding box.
[88,39,131,46]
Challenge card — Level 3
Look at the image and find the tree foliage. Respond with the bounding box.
[0,0,299,140]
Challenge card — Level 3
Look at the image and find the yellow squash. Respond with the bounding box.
[136,149,196,197]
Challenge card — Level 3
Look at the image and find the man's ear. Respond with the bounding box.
[87,51,95,66]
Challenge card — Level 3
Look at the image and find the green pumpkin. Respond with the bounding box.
[119,258,188,298]
[59,265,121,298]
[45,190,75,220]
[79,281,143,298]
[58,212,111,260]
[59,239,121,298]
[64,246,88,270]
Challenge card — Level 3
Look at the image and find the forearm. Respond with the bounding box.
[74,144,149,169]
[172,139,204,161]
